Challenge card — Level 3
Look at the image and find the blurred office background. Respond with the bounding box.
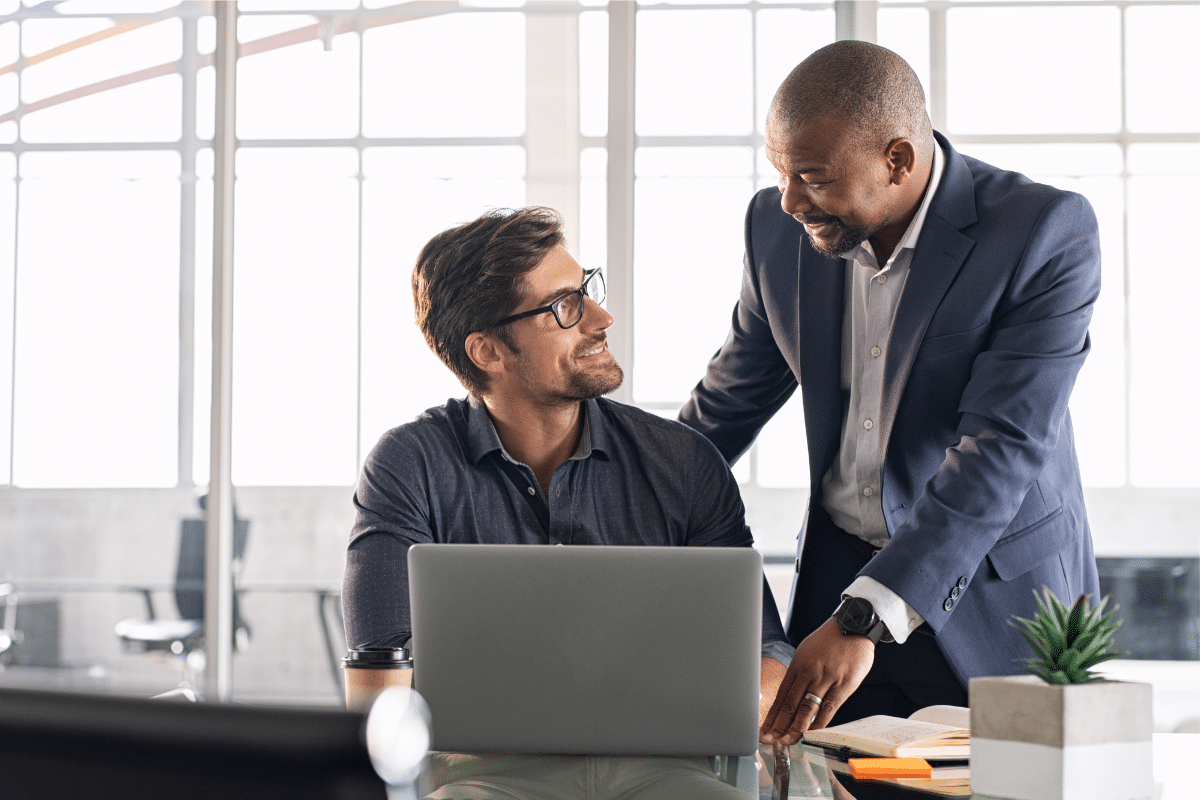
[0,0,1195,725]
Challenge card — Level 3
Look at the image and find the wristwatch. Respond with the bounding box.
[833,596,892,644]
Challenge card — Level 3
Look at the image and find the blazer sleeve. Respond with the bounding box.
[861,189,1102,632]
[679,189,801,465]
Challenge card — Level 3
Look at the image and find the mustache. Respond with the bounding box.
[576,334,608,357]
[797,215,842,228]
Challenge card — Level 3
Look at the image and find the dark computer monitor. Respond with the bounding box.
[0,687,387,799]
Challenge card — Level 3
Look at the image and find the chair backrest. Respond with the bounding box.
[173,518,249,622]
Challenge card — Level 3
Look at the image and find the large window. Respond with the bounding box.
[877,0,1200,493]
[618,1,1199,553]
[627,3,836,501]
[5,1,1192,496]
[1,1,533,490]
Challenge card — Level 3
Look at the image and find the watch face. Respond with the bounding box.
[837,597,877,635]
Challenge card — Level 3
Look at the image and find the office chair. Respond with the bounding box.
[114,509,251,693]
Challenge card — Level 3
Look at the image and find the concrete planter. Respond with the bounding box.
[969,676,1153,800]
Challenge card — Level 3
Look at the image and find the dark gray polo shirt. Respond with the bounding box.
[343,395,792,665]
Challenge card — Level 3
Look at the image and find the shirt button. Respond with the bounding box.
[957,577,968,589]
[871,346,881,357]
[878,274,888,284]
[863,419,873,430]
[950,586,961,600]
[556,488,561,497]
[862,487,874,497]
[944,598,954,611]
[527,486,536,496]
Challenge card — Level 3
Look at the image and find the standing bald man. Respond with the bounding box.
[679,41,1101,744]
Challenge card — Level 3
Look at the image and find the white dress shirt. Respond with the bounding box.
[820,143,946,644]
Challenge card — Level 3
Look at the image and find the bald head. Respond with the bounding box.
[769,41,933,154]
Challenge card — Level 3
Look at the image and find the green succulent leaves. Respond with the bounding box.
[1009,587,1124,685]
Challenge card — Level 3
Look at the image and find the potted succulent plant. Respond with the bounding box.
[970,588,1153,800]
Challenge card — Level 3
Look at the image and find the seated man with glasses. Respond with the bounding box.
[343,207,792,798]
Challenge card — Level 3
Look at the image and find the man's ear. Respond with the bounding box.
[465,331,508,376]
[884,138,917,185]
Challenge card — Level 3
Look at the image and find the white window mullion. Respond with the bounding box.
[605,0,636,406]
[526,10,582,250]
[928,1,948,133]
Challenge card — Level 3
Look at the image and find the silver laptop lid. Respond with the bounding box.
[408,544,762,756]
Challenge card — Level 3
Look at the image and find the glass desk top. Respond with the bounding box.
[410,735,1194,800]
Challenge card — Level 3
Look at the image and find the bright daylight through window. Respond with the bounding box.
[0,0,1195,503]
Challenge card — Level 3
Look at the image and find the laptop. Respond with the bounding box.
[408,544,763,756]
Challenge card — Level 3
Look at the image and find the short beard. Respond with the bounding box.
[510,342,625,405]
[806,217,876,259]
[562,361,624,401]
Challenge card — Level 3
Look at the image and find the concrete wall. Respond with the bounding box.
[0,486,354,704]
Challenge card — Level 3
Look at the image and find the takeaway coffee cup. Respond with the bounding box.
[343,646,413,710]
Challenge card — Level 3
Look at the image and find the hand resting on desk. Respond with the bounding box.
[760,618,876,745]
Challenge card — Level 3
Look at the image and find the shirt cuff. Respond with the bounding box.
[761,640,795,668]
[843,576,926,644]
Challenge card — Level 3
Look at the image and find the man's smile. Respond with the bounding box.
[578,340,609,358]
[798,215,838,234]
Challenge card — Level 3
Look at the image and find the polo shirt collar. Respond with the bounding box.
[463,395,605,465]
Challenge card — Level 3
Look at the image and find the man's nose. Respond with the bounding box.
[780,179,812,217]
[582,295,614,331]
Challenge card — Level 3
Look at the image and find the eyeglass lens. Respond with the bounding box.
[584,269,606,304]
[553,271,606,329]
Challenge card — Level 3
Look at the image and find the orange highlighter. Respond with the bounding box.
[847,758,933,780]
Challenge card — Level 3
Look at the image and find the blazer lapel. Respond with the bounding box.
[878,137,978,460]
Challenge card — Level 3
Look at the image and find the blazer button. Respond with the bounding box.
[957,577,967,589]
[943,598,954,611]
[950,586,960,600]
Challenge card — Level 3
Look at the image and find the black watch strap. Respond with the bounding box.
[861,618,889,645]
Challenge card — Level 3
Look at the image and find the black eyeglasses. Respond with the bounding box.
[493,268,606,330]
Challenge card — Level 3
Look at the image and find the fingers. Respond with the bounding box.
[808,690,842,733]
[760,679,834,745]
[780,684,835,744]
[758,669,800,743]
[759,669,800,743]
[760,619,877,744]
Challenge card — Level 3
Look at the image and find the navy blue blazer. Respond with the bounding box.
[680,133,1102,686]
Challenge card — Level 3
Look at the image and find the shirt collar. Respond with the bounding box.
[463,395,602,466]
[465,394,504,465]
[845,141,946,272]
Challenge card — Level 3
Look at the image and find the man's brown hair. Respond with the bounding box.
[412,207,564,397]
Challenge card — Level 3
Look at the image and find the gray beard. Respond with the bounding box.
[807,218,875,259]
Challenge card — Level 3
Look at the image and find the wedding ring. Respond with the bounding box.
[803,692,824,706]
